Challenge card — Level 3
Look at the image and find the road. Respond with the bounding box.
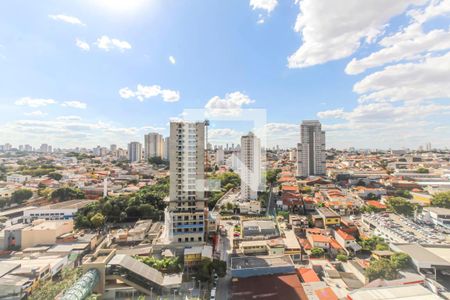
[215,220,237,300]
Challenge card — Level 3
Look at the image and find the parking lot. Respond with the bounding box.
[362,213,449,245]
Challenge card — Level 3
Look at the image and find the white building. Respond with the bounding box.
[166,121,207,244]
[163,136,170,161]
[296,120,326,177]
[215,148,224,165]
[144,132,164,159]
[240,132,261,200]
[6,174,31,184]
[127,142,142,163]
[421,207,450,229]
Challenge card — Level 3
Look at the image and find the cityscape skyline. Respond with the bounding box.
[1,1,450,149]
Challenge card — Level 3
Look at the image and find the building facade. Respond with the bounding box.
[166,121,207,244]
[240,132,261,200]
[144,132,164,160]
[296,120,326,177]
[127,142,142,163]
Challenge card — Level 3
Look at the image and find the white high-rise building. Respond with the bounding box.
[128,142,142,163]
[216,148,224,165]
[110,144,117,153]
[163,136,170,161]
[144,132,164,160]
[240,132,261,200]
[166,121,207,244]
[296,120,326,177]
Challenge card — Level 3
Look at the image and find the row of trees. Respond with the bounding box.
[358,236,389,251]
[207,171,241,210]
[0,188,33,208]
[366,253,411,282]
[74,177,169,229]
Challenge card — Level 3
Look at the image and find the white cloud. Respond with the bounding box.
[76,38,90,51]
[48,14,85,26]
[288,0,427,68]
[15,97,57,107]
[24,110,47,116]
[250,0,278,13]
[95,35,131,52]
[346,0,450,75]
[119,84,180,102]
[317,108,345,119]
[61,101,87,109]
[354,51,450,103]
[169,56,176,64]
[56,115,82,121]
[205,91,255,116]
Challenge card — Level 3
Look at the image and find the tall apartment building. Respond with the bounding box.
[296,120,326,177]
[163,136,170,161]
[166,121,207,244]
[240,132,261,200]
[144,132,164,159]
[128,142,142,163]
[216,148,224,165]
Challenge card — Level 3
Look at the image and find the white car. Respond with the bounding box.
[210,288,216,300]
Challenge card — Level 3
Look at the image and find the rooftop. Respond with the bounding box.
[348,284,442,300]
[231,255,294,270]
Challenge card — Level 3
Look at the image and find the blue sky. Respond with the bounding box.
[0,0,449,149]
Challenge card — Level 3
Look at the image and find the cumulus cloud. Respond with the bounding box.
[95,35,131,52]
[56,115,82,121]
[250,0,278,13]
[354,51,450,103]
[119,84,180,102]
[169,56,176,64]
[48,14,85,26]
[61,101,87,109]
[15,97,57,107]
[205,91,255,116]
[288,0,427,68]
[24,110,47,116]
[76,38,90,51]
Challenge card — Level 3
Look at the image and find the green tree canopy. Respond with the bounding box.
[266,168,282,185]
[416,167,429,174]
[310,247,325,258]
[51,187,85,202]
[386,197,415,216]
[90,213,105,228]
[431,191,450,209]
[48,172,63,181]
[366,259,398,282]
[390,253,411,270]
[11,189,33,204]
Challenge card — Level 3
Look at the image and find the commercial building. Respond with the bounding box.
[347,284,442,300]
[240,132,261,200]
[421,207,450,229]
[127,142,142,163]
[144,132,164,160]
[165,121,207,244]
[230,255,295,278]
[6,174,31,184]
[296,120,326,177]
[23,199,95,222]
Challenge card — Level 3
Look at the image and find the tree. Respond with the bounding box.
[336,254,348,262]
[266,168,281,185]
[416,167,429,174]
[431,192,450,209]
[51,187,85,202]
[310,247,325,258]
[90,213,105,228]
[359,236,386,251]
[386,197,415,216]
[366,259,398,282]
[11,189,33,204]
[375,243,389,251]
[395,190,412,199]
[390,253,411,270]
[48,172,63,181]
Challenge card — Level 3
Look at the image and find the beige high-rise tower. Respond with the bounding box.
[296,120,326,177]
[240,132,261,200]
[166,121,207,244]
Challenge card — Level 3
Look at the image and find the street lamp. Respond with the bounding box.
[150,287,153,300]
[173,289,177,300]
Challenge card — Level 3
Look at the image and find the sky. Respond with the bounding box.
[0,0,449,150]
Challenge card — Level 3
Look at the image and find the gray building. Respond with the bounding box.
[127,142,142,163]
[165,121,207,244]
[296,120,326,177]
[144,132,164,160]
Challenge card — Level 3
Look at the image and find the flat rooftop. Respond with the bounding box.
[317,207,340,218]
[36,199,96,210]
[424,206,450,215]
[348,284,442,300]
[231,274,306,300]
[392,243,450,268]
[231,255,293,270]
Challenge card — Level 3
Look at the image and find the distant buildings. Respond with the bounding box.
[163,136,170,161]
[127,142,142,163]
[296,120,326,177]
[240,132,261,200]
[144,132,164,160]
[166,121,207,244]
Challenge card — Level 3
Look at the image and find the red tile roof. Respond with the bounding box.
[366,200,387,209]
[297,268,321,283]
[336,229,355,241]
[314,287,338,300]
